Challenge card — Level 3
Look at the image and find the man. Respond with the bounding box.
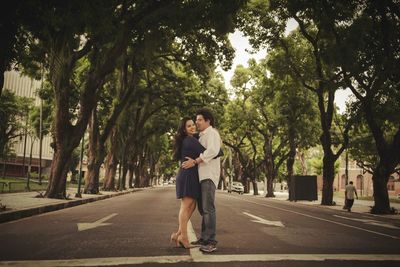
[345,181,358,212]
[182,108,221,253]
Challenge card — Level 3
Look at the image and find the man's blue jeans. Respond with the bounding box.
[198,179,217,245]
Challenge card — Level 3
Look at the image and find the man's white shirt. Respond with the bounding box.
[198,126,221,187]
[345,184,357,199]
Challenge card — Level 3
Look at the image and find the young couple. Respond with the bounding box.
[171,108,221,253]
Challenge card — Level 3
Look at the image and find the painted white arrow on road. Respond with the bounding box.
[78,213,118,231]
[243,212,284,227]
[333,215,400,229]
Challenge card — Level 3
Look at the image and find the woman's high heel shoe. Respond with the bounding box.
[170,232,178,244]
[169,233,179,246]
[177,236,193,249]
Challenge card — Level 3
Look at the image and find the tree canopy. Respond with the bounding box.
[1,0,399,214]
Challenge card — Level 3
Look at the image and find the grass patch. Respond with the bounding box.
[0,178,48,193]
[0,177,81,193]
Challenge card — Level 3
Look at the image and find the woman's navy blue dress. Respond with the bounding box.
[175,136,205,199]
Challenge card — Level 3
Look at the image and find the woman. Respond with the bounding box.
[171,117,205,249]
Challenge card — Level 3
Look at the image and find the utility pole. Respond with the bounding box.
[27,140,35,189]
[38,67,44,185]
[345,149,349,185]
[24,79,34,184]
[38,99,43,184]
[22,113,28,180]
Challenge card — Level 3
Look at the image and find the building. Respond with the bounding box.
[1,70,53,178]
[335,157,400,197]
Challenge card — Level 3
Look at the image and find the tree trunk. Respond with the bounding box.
[298,151,307,175]
[0,1,19,97]
[362,104,399,214]
[84,109,105,194]
[320,151,335,205]
[45,45,85,198]
[121,160,128,190]
[243,178,250,194]
[317,86,339,206]
[139,155,148,187]
[233,154,242,183]
[287,132,296,200]
[134,155,141,188]
[83,153,103,193]
[371,176,390,214]
[147,154,155,187]
[219,161,227,190]
[252,180,259,195]
[264,139,275,197]
[103,149,117,191]
[103,126,119,190]
[0,69,4,97]
[128,163,134,188]
[45,147,72,198]
[265,173,275,198]
[371,160,392,214]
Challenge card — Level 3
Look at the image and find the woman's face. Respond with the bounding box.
[185,119,196,136]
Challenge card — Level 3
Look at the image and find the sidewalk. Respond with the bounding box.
[248,190,400,219]
[0,187,138,224]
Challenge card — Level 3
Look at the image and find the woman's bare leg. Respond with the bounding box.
[178,197,196,241]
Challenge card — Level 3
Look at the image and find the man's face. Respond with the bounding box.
[196,115,210,132]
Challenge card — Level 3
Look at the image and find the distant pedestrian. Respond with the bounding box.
[345,181,358,212]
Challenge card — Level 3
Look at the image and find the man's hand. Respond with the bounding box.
[182,157,196,169]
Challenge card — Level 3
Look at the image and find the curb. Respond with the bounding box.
[0,189,140,224]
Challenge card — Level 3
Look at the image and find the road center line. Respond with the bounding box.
[222,194,399,240]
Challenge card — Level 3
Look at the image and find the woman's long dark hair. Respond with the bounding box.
[173,117,192,161]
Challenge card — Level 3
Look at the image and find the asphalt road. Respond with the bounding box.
[0,186,399,267]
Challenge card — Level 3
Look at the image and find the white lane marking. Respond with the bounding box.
[243,212,285,227]
[187,219,203,258]
[334,215,400,230]
[77,213,118,231]
[222,194,400,240]
[192,254,400,263]
[1,254,399,266]
[0,256,192,267]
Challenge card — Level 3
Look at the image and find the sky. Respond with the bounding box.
[220,23,352,113]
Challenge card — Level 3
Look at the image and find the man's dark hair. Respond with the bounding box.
[349,181,353,184]
[196,108,215,126]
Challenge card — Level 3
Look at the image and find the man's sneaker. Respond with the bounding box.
[200,243,217,253]
[190,239,206,246]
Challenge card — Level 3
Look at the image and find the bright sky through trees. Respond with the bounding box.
[221,20,352,113]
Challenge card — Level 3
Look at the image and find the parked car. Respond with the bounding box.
[228,181,244,194]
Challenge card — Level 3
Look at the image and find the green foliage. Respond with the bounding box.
[310,157,340,176]
[223,56,321,184]
[0,90,34,158]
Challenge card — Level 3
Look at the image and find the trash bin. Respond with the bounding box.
[289,175,318,201]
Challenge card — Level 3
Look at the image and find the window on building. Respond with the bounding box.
[356,175,363,190]
[340,174,347,189]
[387,176,395,191]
